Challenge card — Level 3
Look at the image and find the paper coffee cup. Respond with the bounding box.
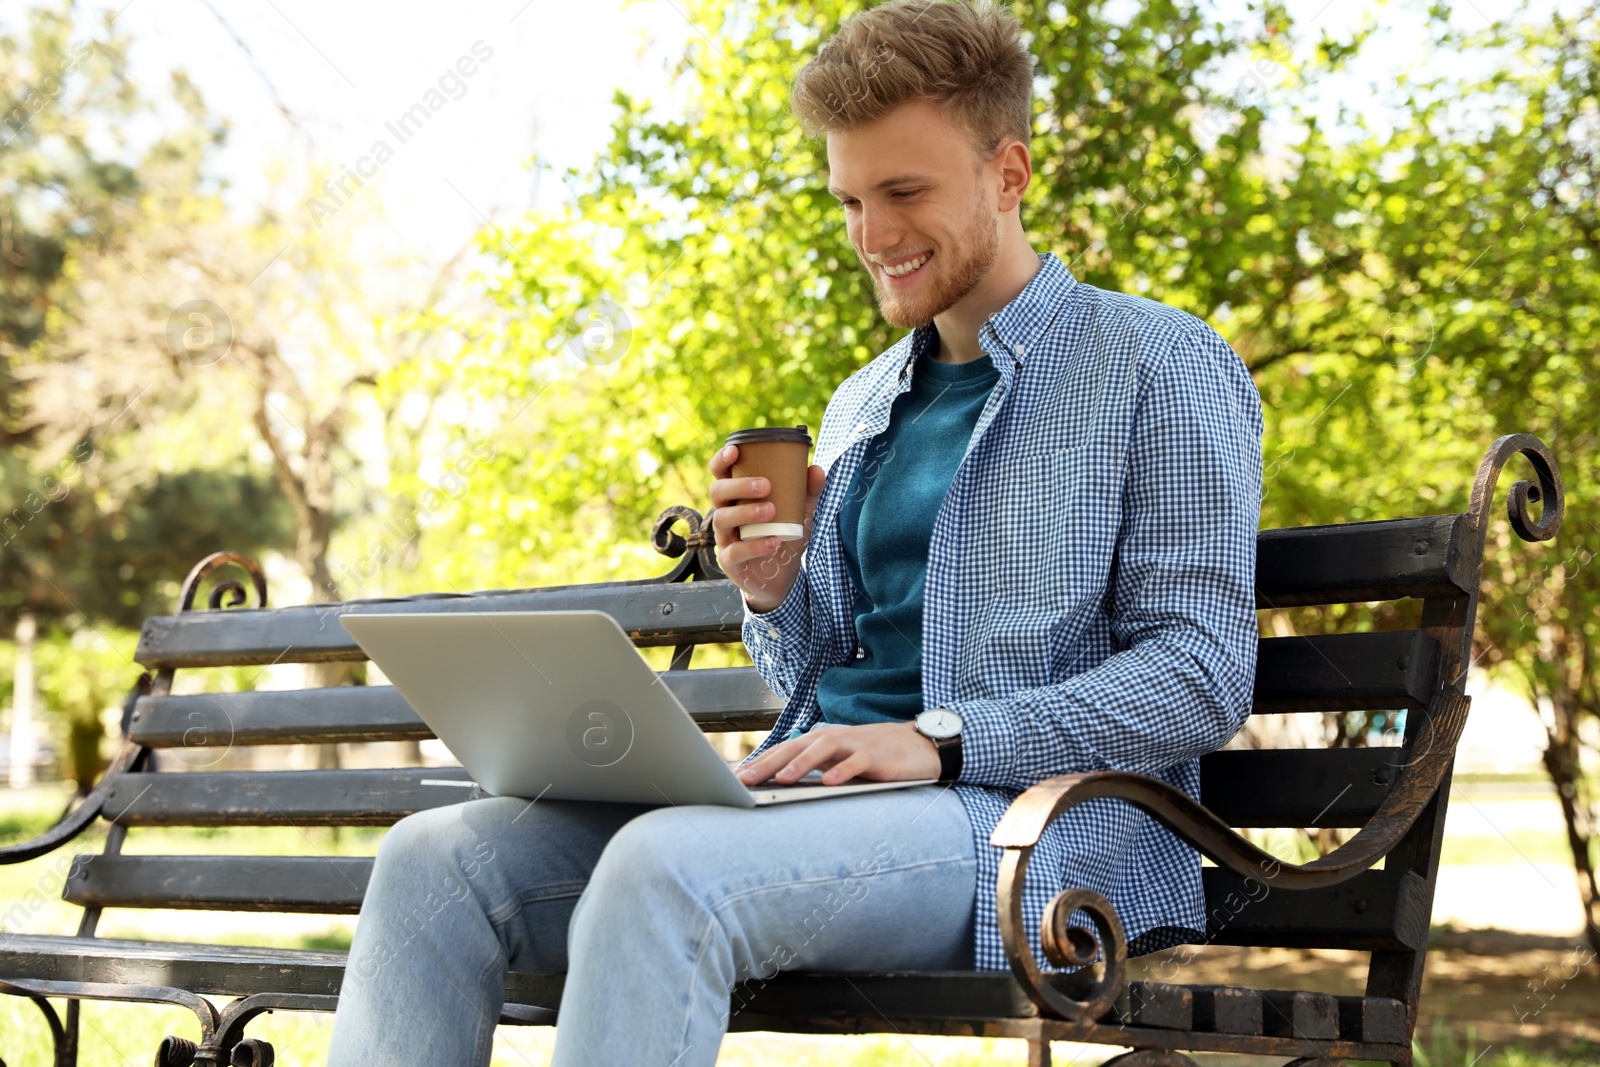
[726,424,813,541]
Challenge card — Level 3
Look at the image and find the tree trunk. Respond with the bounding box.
[1539,704,1600,957]
[67,714,107,798]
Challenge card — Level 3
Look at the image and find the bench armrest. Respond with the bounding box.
[989,692,1469,1022]
[0,738,144,864]
[991,699,1465,888]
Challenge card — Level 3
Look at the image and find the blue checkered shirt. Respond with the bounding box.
[738,251,1264,972]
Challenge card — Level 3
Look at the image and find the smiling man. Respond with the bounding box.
[722,0,1265,975]
[327,2,1263,1064]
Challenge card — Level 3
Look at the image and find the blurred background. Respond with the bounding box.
[0,0,1596,1063]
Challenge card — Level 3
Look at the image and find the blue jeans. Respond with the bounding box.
[325,784,977,1065]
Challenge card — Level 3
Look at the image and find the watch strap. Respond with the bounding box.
[932,734,962,783]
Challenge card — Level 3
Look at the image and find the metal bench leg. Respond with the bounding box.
[63,998,80,1067]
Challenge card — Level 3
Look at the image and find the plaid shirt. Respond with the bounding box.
[739,251,1264,971]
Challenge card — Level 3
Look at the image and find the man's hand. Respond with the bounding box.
[708,443,827,613]
[735,721,941,786]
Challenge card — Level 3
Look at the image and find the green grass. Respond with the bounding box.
[1412,1017,1600,1067]
[0,787,72,848]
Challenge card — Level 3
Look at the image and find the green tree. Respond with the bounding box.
[1191,3,1600,950]
[1,1,289,628]
[1,1,297,788]
[1344,7,1599,953]
[403,0,1362,592]
[0,1,140,432]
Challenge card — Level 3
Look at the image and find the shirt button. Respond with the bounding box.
[1014,343,1027,358]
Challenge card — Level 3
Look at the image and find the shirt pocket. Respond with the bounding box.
[989,444,1094,609]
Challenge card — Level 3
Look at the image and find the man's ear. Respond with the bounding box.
[992,139,1032,213]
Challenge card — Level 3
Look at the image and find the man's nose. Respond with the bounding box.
[857,202,902,259]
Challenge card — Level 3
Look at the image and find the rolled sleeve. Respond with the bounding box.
[739,564,814,701]
[950,694,1021,786]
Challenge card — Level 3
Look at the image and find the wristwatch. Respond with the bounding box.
[913,707,964,783]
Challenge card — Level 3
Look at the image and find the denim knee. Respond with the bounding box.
[371,803,502,898]
[571,807,710,925]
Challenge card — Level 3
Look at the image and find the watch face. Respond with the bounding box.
[917,708,962,740]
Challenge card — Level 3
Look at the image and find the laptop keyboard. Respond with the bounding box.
[727,761,830,789]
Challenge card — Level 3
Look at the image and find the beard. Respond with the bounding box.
[867,194,1001,330]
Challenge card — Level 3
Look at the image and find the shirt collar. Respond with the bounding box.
[983,251,1078,362]
[896,252,1078,383]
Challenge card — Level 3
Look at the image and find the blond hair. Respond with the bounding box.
[790,0,1035,160]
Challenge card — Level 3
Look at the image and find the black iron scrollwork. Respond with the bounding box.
[1467,432,1563,544]
[176,552,269,614]
[998,841,1128,1022]
[649,505,727,583]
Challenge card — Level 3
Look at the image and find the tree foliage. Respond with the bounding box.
[0,1,289,629]
[409,0,1337,589]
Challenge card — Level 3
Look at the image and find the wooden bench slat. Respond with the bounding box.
[129,686,432,748]
[1255,513,1470,608]
[1338,993,1408,1043]
[1191,985,1263,1034]
[66,852,1430,955]
[126,629,1437,757]
[0,927,1414,1051]
[0,932,562,1006]
[1200,868,1431,952]
[109,744,1402,833]
[13,931,1389,1038]
[1251,630,1438,713]
[134,581,749,669]
[1187,985,1407,1042]
[1199,748,1398,828]
[65,856,373,913]
[1113,981,1193,1029]
[128,667,786,748]
[133,516,1472,670]
[1261,989,1340,1039]
[103,768,475,826]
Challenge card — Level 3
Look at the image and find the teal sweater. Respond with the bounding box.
[810,330,1001,728]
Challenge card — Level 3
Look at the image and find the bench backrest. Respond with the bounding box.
[68,437,1563,1021]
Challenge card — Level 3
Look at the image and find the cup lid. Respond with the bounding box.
[726,424,811,446]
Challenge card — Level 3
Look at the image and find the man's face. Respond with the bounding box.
[826,98,1003,330]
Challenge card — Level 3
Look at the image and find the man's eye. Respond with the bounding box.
[892,190,917,199]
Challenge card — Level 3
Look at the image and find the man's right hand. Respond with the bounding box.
[708,443,826,613]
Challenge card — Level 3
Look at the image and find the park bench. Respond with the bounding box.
[0,433,1564,1067]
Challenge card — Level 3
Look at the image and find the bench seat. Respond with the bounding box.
[0,933,1409,1055]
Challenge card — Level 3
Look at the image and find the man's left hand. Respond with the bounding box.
[735,721,941,786]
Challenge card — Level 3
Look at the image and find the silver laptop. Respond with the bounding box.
[338,610,937,807]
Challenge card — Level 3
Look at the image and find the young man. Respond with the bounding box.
[326,1,1263,1063]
